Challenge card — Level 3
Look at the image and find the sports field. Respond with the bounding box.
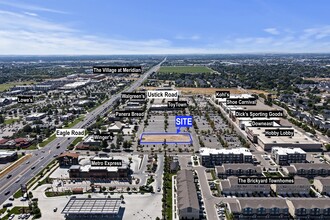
[141,133,192,143]
[158,66,211,73]
[0,81,35,92]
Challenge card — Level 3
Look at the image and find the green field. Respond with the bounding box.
[4,118,19,125]
[39,134,56,147]
[0,81,35,92]
[159,66,211,73]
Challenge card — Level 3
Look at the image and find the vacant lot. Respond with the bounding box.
[144,87,268,95]
[303,77,330,82]
[158,66,211,73]
[141,133,191,143]
[0,81,35,92]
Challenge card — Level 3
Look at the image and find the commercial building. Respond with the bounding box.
[220,176,271,196]
[57,152,79,167]
[62,197,121,219]
[246,126,322,151]
[227,198,290,219]
[176,169,200,220]
[313,177,330,195]
[26,113,46,121]
[271,147,306,165]
[270,176,310,196]
[68,156,131,180]
[200,148,253,167]
[287,198,330,219]
[0,151,18,163]
[215,164,263,178]
[282,163,330,178]
[0,138,34,149]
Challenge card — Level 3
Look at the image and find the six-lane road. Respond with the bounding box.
[0,58,166,205]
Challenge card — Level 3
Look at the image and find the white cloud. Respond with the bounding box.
[0,6,329,54]
[264,28,280,35]
[302,26,330,40]
[175,34,200,40]
[0,10,213,55]
[0,1,67,14]
[24,12,38,17]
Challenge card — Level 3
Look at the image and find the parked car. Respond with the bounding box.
[3,203,13,208]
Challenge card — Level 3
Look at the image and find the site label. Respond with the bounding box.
[250,120,275,127]
[17,95,34,103]
[167,101,188,109]
[56,129,85,137]
[175,116,193,127]
[115,110,145,117]
[215,91,230,98]
[235,110,284,118]
[226,98,257,105]
[264,129,294,136]
[91,159,123,167]
[238,177,294,184]
[93,133,112,140]
[121,92,146,100]
[147,90,179,99]
[93,66,142,74]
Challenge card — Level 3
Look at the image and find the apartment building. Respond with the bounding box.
[200,148,253,167]
[176,169,200,220]
[215,164,262,178]
[287,198,330,219]
[282,163,330,178]
[220,176,270,195]
[271,176,310,196]
[228,198,289,219]
[271,147,306,165]
[313,177,330,195]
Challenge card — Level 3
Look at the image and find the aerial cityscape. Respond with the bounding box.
[0,1,330,220]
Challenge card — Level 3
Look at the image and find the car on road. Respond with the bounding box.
[4,191,10,195]
[26,161,30,164]
[7,174,12,179]
[53,207,57,212]
[157,187,161,192]
[53,154,58,157]
[31,166,35,170]
[40,157,44,160]
[15,178,20,183]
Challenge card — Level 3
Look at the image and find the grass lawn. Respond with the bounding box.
[2,206,30,219]
[0,81,35,92]
[45,191,72,197]
[263,172,283,177]
[71,137,82,146]
[13,189,23,198]
[4,118,19,125]
[39,134,56,147]
[64,116,84,128]
[25,144,38,150]
[0,207,7,215]
[159,66,211,73]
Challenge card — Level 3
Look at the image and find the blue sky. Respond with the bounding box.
[0,0,330,54]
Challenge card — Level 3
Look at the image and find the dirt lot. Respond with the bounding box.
[303,77,330,82]
[143,87,268,95]
[141,133,191,143]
